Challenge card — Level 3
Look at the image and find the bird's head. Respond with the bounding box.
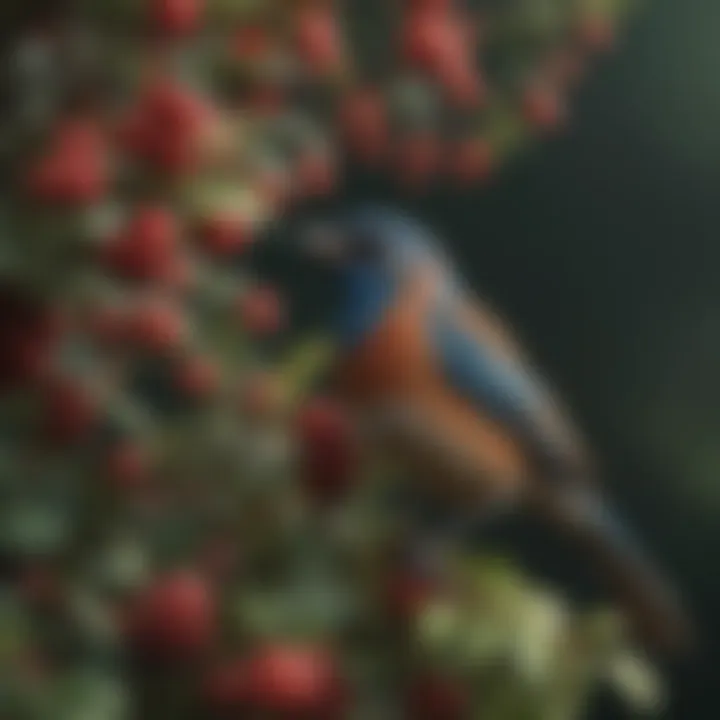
[298,205,442,274]
[295,205,448,348]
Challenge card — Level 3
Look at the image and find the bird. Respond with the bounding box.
[294,204,693,658]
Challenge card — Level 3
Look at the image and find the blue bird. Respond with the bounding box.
[296,204,692,657]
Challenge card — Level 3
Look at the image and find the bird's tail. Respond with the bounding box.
[532,486,695,658]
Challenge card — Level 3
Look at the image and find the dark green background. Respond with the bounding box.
[264,0,720,716]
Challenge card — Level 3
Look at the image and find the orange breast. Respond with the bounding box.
[333,270,529,493]
[333,284,429,403]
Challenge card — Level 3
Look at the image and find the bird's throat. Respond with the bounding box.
[333,267,398,350]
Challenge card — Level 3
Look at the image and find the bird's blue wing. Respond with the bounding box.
[429,299,566,463]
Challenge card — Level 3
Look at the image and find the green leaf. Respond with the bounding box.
[51,669,130,720]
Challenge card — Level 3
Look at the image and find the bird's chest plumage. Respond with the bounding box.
[333,268,530,493]
[333,273,436,404]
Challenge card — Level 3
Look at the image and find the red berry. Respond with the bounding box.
[402,10,461,75]
[438,55,485,109]
[103,206,179,281]
[295,398,359,504]
[40,377,97,445]
[147,129,203,176]
[402,10,442,70]
[295,6,343,75]
[143,79,212,135]
[27,120,108,205]
[120,80,215,177]
[127,300,187,353]
[150,0,204,37]
[403,8,480,113]
[447,138,493,185]
[237,286,284,337]
[127,571,216,660]
[199,215,251,257]
[174,355,220,400]
[404,673,469,720]
[245,644,345,717]
[117,110,153,156]
[339,90,388,164]
[28,157,105,204]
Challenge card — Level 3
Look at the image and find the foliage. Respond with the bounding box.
[0,1,656,718]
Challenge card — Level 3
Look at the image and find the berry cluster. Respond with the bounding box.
[0,1,654,719]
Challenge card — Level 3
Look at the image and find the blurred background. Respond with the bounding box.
[268,0,720,715]
[2,0,719,716]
